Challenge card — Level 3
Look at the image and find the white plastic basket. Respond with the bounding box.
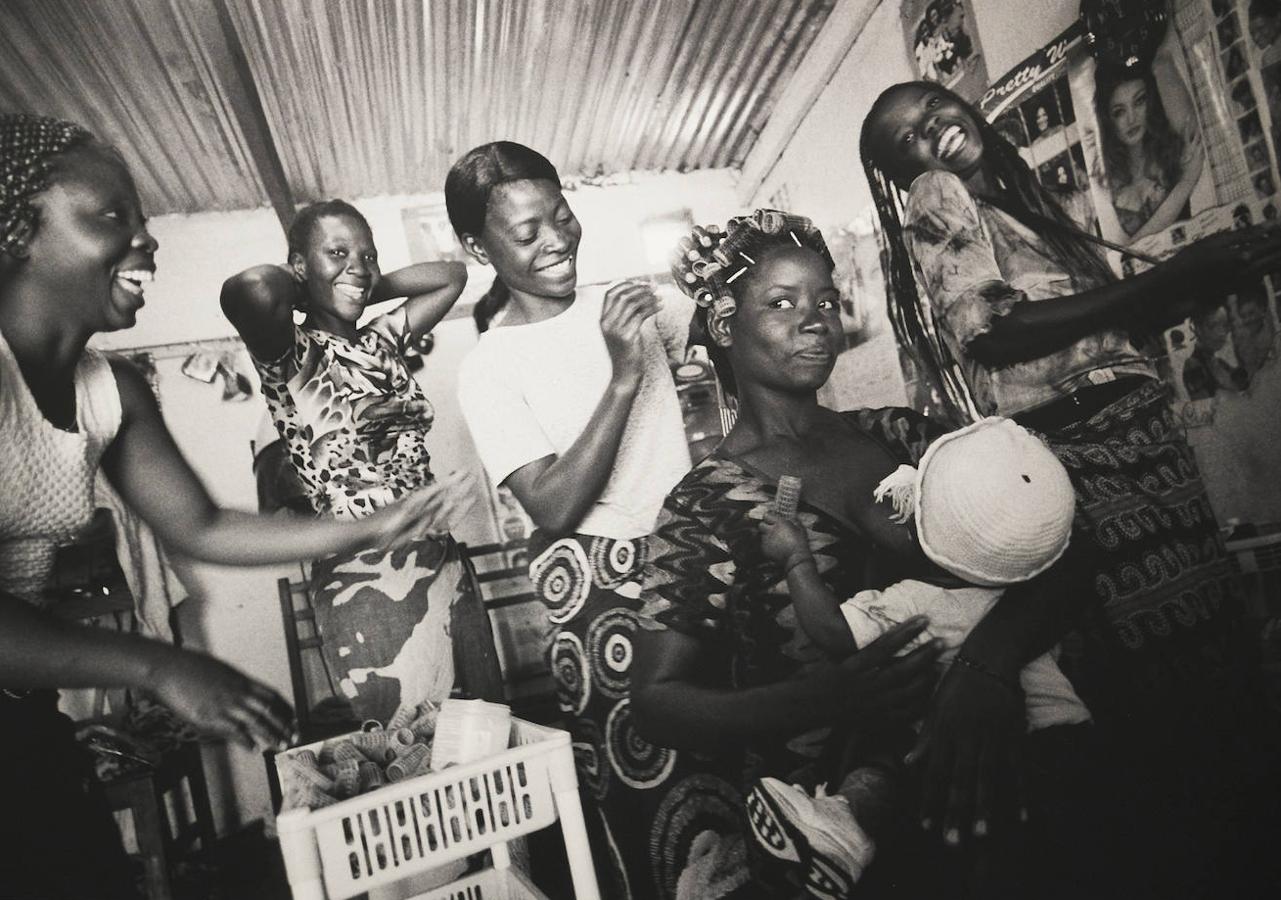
[409,865,548,899]
[275,717,598,900]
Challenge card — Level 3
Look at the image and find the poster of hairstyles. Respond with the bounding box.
[973,2,1281,522]
[901,0,988,102]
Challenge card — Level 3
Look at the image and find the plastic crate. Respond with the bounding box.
[275,718,599,900]
[410,865,548,899]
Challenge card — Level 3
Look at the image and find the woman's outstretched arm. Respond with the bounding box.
[631,620,940,753]
[372,261,468,340]
[100,359,472,565]
[0,590,293,749]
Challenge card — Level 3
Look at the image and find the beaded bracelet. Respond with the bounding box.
[952,652,1021,695]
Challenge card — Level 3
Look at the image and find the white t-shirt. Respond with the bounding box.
[842,580,1091,731]
[457,284,694,539]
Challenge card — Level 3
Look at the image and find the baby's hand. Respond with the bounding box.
[759,511,811,567]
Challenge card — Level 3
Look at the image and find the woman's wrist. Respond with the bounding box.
[607,371,642,397]
[951,651,1021,695]
[783,552,816,577]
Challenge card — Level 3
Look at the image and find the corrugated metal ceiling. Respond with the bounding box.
[0,0,836,215]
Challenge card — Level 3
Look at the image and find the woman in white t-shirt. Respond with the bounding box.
[449,141,693,899]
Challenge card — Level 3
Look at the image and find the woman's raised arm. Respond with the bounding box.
[373,261,468,340]
[219,264,298,362]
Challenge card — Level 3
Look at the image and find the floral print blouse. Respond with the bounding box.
[904,170,1154,416]
[254,307,435,521]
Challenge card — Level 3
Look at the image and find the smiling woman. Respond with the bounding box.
[449,141,695,899]
[221,198,504,728]
[0,112,465,898]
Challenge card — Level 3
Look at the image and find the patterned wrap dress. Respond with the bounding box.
[254,307,501,724]
[633,408,938,899]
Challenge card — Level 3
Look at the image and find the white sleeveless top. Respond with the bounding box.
[0,330,123,604]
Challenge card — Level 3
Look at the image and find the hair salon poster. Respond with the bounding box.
[902,0,988,102]
[977,1,1281,525]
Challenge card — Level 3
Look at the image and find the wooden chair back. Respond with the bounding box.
[458,540,558,724]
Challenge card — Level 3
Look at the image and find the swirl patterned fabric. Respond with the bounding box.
[1035,379,1248,722]
[529,531,704,900]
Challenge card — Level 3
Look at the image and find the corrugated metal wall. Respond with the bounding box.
[0,0,835,214]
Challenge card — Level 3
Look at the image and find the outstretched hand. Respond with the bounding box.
[829,617,943,723]
[1173,224,1281,297]
[907,656,1026,847]
[151,651,295,751]
[373,470,479,547]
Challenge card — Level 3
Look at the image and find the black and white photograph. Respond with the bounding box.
[2,2,1281,899]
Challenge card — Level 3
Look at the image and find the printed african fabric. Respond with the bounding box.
[528,531,710,900]
[904,169,1153,417]
[634,407,939,898]
[1032,379,1251,726]
[310,536,502,725]
[253,306,435,521]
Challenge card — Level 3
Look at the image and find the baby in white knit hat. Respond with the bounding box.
[748,417,1090,896]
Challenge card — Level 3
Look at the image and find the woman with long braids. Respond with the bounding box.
[0,113,453,898]
[222,199,502,727]
[861,80,1281,898]
[448,141,697,898]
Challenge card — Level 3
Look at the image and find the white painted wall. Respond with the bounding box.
[90,167,741,830]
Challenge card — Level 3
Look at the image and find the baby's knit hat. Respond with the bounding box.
[874,417,1076,587]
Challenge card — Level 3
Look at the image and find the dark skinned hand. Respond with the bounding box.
[907,658,1026,848]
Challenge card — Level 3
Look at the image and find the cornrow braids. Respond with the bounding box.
[1,113,94,258]
[670,208,835,398]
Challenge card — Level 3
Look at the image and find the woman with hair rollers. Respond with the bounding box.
[449,141,696,898]
[860,80,1281,897]
[0,113,453,899]
[222,197,502,726]
[631,209,947,899]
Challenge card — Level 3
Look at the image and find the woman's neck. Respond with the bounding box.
[302,310,359,341]
[503,286,576,326]
[0,292,92,375]
[726,384,825,450]
[1126,144,1148,181]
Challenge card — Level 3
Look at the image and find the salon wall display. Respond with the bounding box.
[938,0,1281,524]
[901,0,989,102]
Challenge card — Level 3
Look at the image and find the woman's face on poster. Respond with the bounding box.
[1036,106,1050,133]
[1108,79,1149,147]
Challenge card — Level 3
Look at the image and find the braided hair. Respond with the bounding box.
[670,208,834,398]
[1,113,94,259]
[445,142,562,329]
[860,81,1115,425]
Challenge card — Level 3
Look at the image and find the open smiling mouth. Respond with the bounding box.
[114,269,153,297]
[537,255,574,275]
[936,124,968,162]
[333,283,368,301]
